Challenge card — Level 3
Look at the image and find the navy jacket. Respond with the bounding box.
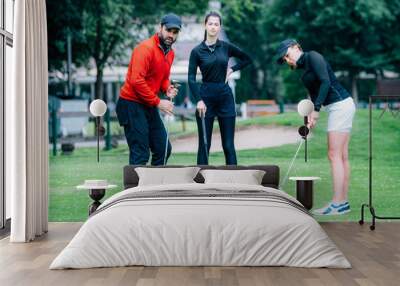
[188,39,251,102]
[296,51,350,111]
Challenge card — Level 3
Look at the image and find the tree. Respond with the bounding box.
[81,0,209,100]
[80,0,134,100]
[47,0,89,74]
[220,0,400,104]
[221,0,267,102]
[259,0,400,103]
[221,0,298,104]
[47,0,209,99]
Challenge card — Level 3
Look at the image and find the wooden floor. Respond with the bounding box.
[0,222,399,286]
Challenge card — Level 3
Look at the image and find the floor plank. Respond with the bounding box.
[0,222,399,286]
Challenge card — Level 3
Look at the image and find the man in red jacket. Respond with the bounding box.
[116,14,181,165]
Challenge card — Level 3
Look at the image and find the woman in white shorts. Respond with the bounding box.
[275,39,356,215]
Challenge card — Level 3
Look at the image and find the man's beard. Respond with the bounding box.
[159,33,175,47]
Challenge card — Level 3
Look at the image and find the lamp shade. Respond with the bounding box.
[297,99,314,116]
[89,99,107,117]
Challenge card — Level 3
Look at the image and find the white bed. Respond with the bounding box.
[50,181,351,269]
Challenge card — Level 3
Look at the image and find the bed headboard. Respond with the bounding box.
[123,165,280,189]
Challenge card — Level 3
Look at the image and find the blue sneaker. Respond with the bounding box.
[312,201,351,215]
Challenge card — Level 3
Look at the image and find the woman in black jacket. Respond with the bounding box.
[188,11,251,165]
[276,39,356,216]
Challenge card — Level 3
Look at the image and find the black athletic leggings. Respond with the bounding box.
[196,115,237,165]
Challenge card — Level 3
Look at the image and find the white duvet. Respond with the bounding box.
[50,183,351,269]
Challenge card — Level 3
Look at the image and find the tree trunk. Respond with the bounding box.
[95,66,104,100]
[94,65,104,136]
[350,73,359,105]
[251,67,260,99]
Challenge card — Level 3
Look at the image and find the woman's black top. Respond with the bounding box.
[188,39,251,102]
[296,51,350,111]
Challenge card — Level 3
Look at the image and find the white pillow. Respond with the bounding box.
[200,169,266,185]
[135,167,200,186]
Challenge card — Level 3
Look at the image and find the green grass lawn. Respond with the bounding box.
[49,109,400,222]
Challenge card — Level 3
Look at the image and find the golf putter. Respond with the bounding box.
[200,111,209,162]
[163,123,170,166]
[163,81,179,165]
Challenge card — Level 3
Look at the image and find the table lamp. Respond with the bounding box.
[297,99,314,162]
[89,99,107,162]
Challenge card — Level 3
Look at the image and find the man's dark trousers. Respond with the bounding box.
[116,98,171,165]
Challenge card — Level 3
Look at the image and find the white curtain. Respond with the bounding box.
[8,0,48,242]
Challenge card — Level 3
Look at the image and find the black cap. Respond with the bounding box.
[161,13,182,30]
[275,39,298,64]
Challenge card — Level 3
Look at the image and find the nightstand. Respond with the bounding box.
[77,180,117,215]
[289,177,321,210]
